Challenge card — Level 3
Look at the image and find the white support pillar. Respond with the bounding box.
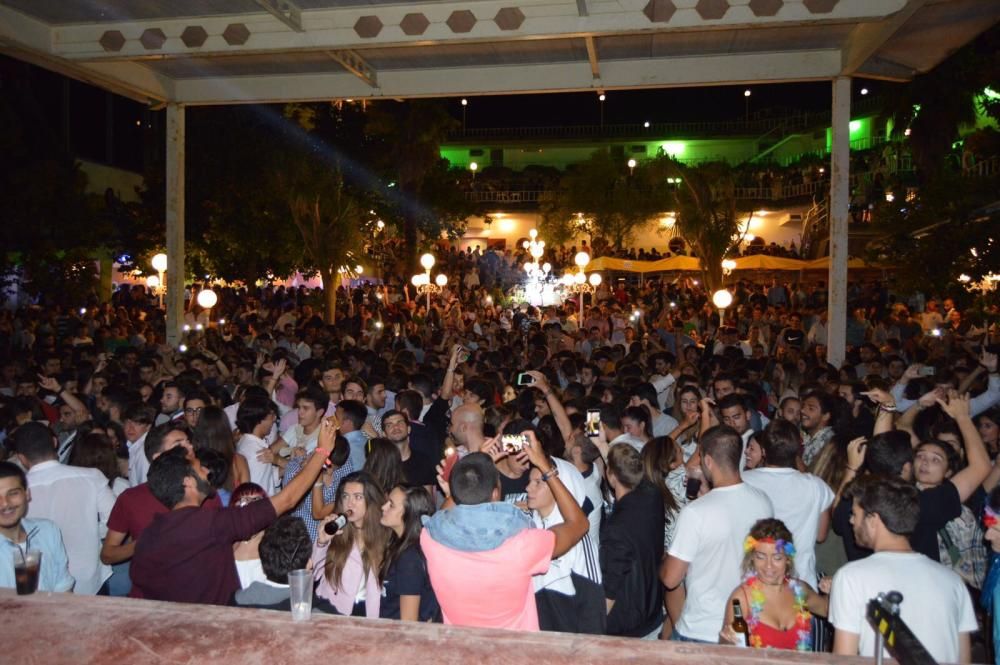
[827,77,851,368]
[165,103,186,347]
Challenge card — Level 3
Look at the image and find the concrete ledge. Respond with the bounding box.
[0,590,875,664]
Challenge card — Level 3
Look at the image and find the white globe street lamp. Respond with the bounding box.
[712,288,733,326]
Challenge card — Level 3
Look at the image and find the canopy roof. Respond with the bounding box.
[585,254,886,273]
[1,0,997,106]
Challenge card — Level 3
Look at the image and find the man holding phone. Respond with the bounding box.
[891,350,999,417]
[421,432,589,631]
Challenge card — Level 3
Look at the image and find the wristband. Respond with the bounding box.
[314,447,330,457]
[540,467,560,482]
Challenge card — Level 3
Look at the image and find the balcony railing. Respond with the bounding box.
[463,151,997,208]
[466,190,544,203]
[964,155,1000,177]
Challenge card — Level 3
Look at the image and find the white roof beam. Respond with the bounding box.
[254,0,304,33]
[585,35,600,81]
[0,5,172,103]
[50,0,911,61]
[173,49,842,105]
[840,0,928,75]
[325,49,377,88]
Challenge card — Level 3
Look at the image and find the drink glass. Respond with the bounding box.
[14,550,42,595]
[288,569,312,621]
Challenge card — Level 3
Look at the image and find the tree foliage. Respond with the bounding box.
[653,158,750,292]
[0,72,121,303]
[868,173,1000,300]
[540,149,667,251]
[882,24,1000,178]
[365,101,474,270]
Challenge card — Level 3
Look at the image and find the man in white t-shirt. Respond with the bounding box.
[742,420,834,588]
[235,396,280,496]
[661,425,774,642]
[16,423,115,595]
[830,475,977,663]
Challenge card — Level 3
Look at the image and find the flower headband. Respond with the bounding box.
[744,535,796,558]
[985,506,1000,529]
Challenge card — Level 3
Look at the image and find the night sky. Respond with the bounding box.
[447,80,883,127]
[3,53,888,173]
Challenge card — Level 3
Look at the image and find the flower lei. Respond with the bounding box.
[984,506,999,529]
[743,575,812,651]
[744,535,796,557]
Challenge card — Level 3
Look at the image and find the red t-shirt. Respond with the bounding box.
[421,528,554,631]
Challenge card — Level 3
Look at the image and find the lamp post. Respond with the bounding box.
[196,288,218,325]
[563,251,602,313]
[470,161,478,181]
[598,92,605,130]
[461,98,468,132]
[627,158,637,175]
[744,89,752,122]
[412,253,447,311]
[712,288,733,327]
[151,252,168,309]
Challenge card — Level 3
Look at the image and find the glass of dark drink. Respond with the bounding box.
[14,550,41,595]
[685,477,702,501]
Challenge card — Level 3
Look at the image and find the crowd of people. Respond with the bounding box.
[1,266,999,663]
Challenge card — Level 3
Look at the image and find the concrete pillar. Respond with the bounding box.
[165,103,185,347]
[827,77,850,368]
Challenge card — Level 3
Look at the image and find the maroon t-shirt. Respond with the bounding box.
[130,498,277,605]
[108,483,221,541]
[107,484,222,599]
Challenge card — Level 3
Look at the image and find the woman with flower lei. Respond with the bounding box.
[720,519,829,651]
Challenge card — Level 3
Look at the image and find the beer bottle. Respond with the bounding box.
[323,514,348,536]
[731,599,750,647]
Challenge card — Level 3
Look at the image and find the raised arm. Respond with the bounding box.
[523,432,588,559]
[527,371,573,444]
[939,391,991,502]
[269,418,333,515]
[37,375,89,421]
[440,344,462,401]
[861,388,896,437]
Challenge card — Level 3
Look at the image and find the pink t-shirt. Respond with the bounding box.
[421,528,554,631]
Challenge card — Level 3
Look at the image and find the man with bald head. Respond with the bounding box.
[449,403,487,455]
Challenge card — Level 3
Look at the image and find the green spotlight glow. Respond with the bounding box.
[661,141,686,157]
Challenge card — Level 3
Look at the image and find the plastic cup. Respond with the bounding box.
[14,550,42,595]
[288,569,312,621]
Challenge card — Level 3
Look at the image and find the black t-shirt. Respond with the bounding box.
[833,481,962,562]
[402,449,437,487]
[911,481,962,559]
[379,546,440,622]
[781,327,805,348]
[499,470,529,506]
